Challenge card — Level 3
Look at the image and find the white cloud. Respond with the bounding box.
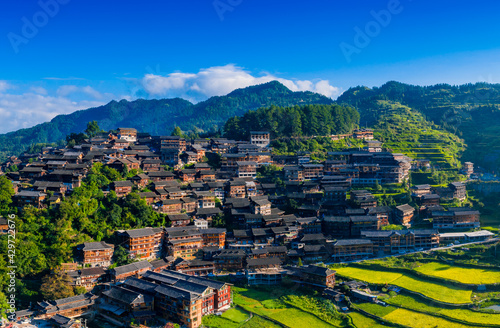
[0,91,107,134]
[29,86,48,95]
[0,81,12,93]
[141,64,341,101]
[56,85,105,99]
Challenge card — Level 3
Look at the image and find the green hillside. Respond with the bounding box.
[338,81,500,169]
[372,100,465,169]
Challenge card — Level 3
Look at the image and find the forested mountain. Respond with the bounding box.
[0,81,333,160]
[338,81,500,169]
[223,104,359,141]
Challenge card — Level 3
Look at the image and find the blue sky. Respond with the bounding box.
[1,0,500,133]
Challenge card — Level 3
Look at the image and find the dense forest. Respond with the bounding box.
[0,81,333,161]
[223,104,360,140]
[338,81,500,169]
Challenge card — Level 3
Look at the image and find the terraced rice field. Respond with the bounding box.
[232,287,345,328]
[387,294,500,326]
[347,312,387,328]
[202,306,283,328]
[383,308,477,328]
[415,262,500,285]
[335,267,472,304]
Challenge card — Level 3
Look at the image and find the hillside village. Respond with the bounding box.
[2,125,495,328]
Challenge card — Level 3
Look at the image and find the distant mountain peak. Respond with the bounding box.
[226,80,291,97]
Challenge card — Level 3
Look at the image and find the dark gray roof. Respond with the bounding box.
[122,277,160,294]
[112,180,134,187]
[168,213,190,221]
[246,257,282,268]
[82,241,113,251]
[103,286,153,305]
[297,265,336,276]
[350,215,378,222]
[396,204,415,212]
[123,227,160,238]
[251,246,287,255]
[333,237,378,246]
[112,260,152,276]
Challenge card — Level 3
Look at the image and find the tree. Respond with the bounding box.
[0,176,14,214]
[85,120,102,138]
[113,245,134,267]
[171,126,183,137]
[66,132,87,146]
[40,269,75,300]
[298,258,303,267]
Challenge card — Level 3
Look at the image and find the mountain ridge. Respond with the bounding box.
[0,81,334,160]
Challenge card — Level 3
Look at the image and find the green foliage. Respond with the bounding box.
[256,165,283,185]
[224,104,359,140]
[85,120,103,138]
[171,126,183,137]
[113,245,134,267]
[0,176,14,214]
[66,132,87,146]
[338,81,500,170]
[40,269,74,300]
[381,224,405,231]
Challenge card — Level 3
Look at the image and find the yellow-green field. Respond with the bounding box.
[233,287,345,328]
[386,294,500,326]
[415,262,500,285]
[384,308,477,328]
[348,312,387,328]
[335,267,472,304]
[335,267,403,284]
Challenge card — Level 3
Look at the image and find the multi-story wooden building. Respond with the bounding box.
[111,180,134,197]
[213,249,246,271]
[431,207,480,229]
[119,227,164,260]
[110,260,153,282]
[34,293,98,319]
[330,239,374,261]
[285,265,336,288]
[250,131,270,148]
[140,270,232,328]
[117,128,138,142]
[15,190,47,208]
[164,226,204,260]
[68,267,106,291]
[80,241,114,267]
[227,179,246,198]
[395,204,415,227]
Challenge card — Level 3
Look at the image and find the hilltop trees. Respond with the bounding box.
[85,120,103,138]
[223,104,359,140]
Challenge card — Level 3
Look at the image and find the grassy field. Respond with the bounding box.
[222,308,250,322]
[334,267,403,284]
[240,316,282,328]
[387,294,500,326]
[335,266,472,304]
[383,308,477,328]
[415,262,500,285]
[202,306,282,328]
[232,287,346,328]
[347,312,387,328]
